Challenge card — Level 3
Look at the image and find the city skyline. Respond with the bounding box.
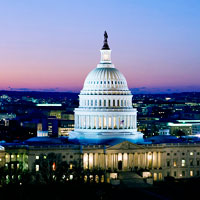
[0,0,200,93]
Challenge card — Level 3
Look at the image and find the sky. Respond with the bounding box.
[0,0,200,93]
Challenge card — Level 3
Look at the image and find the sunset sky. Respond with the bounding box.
[0,0,200,93]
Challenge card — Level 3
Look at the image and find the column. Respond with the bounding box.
[93,153,96,168]
[144,152,147,169]
[127,153,129,170]
[157,152,159,169]
[134,115,137,129]
[106,116,109,129]
[96,116,99,129]
[84,115,86,129]
[78,115,81,128]
[117,116,119,129]
[152,152,154,169]
[111,116,114,129]
[115,153,117,169]
[97,153,100,169]
[130,116,133,129]
[105,154,107,170]
[101,116,103,129]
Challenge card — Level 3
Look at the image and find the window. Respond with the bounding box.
[190,160,193,166]
[113,100,115,107]
[167,153,170,156]
[167,161,170,167]
[197,171,200,176]
[95,100,97,106]
[104,100,106,107]
[36,165,39,171]
[108,100,111,107]
[174,153,177,156]
[117,100,119,106]
[36,156,39,160]
[181,159,186,167]
[197,160,200,166]
[91,100,93,106]
[121,100,123,106]
[173,161,177,167]
[190,152,194,156]
[70,164,73,169]
[182,171,185,177]
[182,153,185,156]
[70,155,73,159]
[190,171,193,177]
[174,171,177,177]
[99,100,101,106]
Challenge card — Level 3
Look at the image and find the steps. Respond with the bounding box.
[118,172,149,188]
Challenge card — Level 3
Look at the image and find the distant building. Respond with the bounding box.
[159,129,170,135]
[168,123,192,136]
[37,117,74,137]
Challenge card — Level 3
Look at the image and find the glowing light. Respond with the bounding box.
[52,162,56,171]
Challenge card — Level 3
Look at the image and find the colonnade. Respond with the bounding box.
[79,98,132,108]
[83,151,163,171]
[75,114,137,130]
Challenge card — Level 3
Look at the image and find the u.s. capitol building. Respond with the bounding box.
[1,33,200,184]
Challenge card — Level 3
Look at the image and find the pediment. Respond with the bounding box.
[108,141,144,150]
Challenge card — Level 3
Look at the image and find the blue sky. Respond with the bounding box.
[0,0,200,93]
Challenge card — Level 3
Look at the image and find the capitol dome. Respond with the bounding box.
[81,67,131,95]
[69,32,143,144]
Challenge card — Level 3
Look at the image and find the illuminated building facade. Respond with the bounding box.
[2,141,200,182]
